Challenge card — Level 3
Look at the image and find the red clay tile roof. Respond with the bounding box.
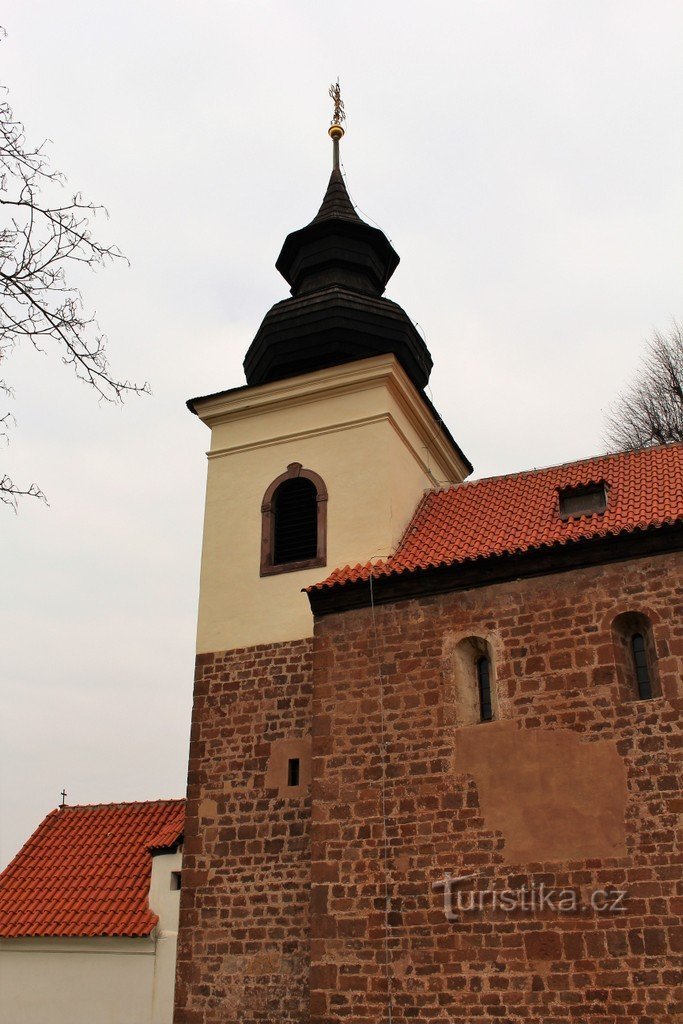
[0,799,185,938]
[310,443,683,590]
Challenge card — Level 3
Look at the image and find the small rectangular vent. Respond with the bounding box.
[558,482,608,519]
[170,871,182,891]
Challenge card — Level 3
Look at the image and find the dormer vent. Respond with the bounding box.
[558,481,608,519]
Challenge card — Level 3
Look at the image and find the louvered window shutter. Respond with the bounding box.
[273,478,318,564]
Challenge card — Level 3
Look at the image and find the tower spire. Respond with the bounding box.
[243,92,433,391]
[328,80,345,171]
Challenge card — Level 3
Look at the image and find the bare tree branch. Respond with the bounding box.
[0,27,149,508]
[0,472,47,512]
[604,321,683,452]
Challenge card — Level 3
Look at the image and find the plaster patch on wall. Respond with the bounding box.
[265,736,311,796]
[454,720,627,864]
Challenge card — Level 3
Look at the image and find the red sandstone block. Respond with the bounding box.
[311,914,336,938]
[337,917,367,938]
[310,963,337,990]
[562,933,585,960]
[311,861,339,883]
[643,928,668,955]
[523,931,562,960]
[309,991,327,1014]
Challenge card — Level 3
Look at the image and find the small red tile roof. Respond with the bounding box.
[310,443,683,590]
[0,799,185,938]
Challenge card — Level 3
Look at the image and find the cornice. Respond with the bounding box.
[190,355,406,424]
[206,410,446,488]
[191,355,471,481]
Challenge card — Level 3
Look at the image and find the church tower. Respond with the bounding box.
[187,96,470,655]
[176,90,683,1024]
[175,93,470,1024]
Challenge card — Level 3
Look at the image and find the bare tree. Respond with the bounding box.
[0,33,148,509]
[604,322,683,452]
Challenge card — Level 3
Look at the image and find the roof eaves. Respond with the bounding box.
[307,520,683,614]
[187,381,250,416]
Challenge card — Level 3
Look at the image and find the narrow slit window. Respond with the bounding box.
[477,657,493,722]
[170,871,182,891]
[631,634,652,700]
[287,757,300,787]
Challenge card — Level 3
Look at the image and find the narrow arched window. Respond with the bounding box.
[477,656,493,722]
[451,637,497,726]
[260,463,327,576]
[611,611,659,700]
[631,634,652,700]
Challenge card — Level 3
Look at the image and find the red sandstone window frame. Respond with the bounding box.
[260,462,328,576]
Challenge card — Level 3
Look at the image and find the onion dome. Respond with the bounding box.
[243,100,432,390]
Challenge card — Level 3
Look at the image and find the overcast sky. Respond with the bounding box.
[1,1,682,866]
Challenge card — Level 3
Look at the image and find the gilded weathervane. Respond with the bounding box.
[328,80,345,169]
[328,80,346,132]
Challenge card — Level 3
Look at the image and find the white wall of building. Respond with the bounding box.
[0,936,156,1024]
[0,850,181,1024]
[149,849,182,1024]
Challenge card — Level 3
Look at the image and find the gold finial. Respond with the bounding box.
[328,80,345,169]
[328,79,346,141]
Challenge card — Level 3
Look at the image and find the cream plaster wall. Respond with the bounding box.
[193,355,469,653]
[149,849,182,1024]
[0,937,156,1024]
[0,851,182,1024]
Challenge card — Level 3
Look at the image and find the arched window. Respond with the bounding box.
[477,656,493,722]
[611,612,658,701]
[260,463,327,576]
[449,636,497,726]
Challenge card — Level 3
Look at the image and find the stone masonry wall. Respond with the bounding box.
[175,550,682,1024]
[174,638,313,1024]
[310,551,682,1023]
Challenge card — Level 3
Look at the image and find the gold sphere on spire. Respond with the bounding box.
[328,123,345,141]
